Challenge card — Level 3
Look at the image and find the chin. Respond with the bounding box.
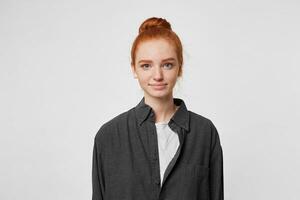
[146,90,172,99]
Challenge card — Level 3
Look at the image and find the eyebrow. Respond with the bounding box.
[138,57,176,64]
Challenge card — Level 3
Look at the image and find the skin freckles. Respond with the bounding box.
[131,38,180,101]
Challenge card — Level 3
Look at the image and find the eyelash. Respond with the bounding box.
[141,63,174,69]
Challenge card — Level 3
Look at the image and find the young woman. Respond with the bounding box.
[92,17,224,200]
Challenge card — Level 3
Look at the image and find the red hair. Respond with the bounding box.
[131,17,183,77]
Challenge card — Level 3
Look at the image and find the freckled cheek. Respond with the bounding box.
[165,76,177,84]
[136,74,149,83]
[140,78,151,87]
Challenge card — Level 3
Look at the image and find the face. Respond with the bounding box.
[131,38,180,100]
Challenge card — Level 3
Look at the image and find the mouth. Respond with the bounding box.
[150,84,167,86]
[149,83,167,90]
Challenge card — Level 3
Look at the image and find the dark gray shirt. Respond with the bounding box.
[92,97,224,200]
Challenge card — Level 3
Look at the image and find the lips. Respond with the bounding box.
[149,83,167,86]
[149,83,167,90]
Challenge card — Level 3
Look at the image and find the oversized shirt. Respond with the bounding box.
[92,97,224,200]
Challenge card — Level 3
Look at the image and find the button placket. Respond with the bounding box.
[148,120,161,191]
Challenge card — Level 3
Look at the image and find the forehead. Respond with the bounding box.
[135,39,177,61]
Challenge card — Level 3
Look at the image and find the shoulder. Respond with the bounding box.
[188,110,219,136]
[94,107,135,142]
[188,110,215,127]
[188,111,221,148]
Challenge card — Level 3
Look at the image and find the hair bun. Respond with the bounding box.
[138,17,172,34]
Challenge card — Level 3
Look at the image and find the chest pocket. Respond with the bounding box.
[179,163,210,200]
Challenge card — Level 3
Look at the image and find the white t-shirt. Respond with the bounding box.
[155,120,180,186]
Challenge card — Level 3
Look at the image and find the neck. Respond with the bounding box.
[144,94,179,123]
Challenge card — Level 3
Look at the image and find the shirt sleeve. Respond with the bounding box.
[92,136,105,200]
[209,120,224,200]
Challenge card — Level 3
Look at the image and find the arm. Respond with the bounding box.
[92,136,105,200]
[209,121,224,200]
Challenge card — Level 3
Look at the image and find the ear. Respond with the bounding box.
[131,63,138,79]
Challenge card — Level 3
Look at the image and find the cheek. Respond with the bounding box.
[137,74,150,85]
[166,72,179,82]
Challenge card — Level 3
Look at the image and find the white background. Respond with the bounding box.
[1,0,299,199]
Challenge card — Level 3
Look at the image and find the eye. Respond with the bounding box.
[163,63,173,69]
[141,64,151,70]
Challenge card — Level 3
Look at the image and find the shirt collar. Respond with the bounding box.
[134,96,190,132]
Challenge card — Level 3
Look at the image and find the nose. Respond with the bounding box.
[153,66,163,81]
